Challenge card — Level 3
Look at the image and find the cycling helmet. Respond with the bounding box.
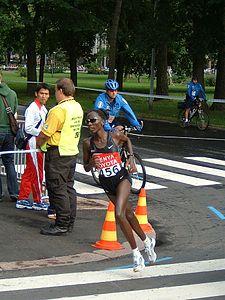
[105,79,119,91]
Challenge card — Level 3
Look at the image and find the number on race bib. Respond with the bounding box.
[100,163,121,177]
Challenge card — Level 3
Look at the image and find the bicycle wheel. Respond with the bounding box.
[130,153,147,194]
[91,167,101,186]
[196,110,209,130]
[177,110,186,128]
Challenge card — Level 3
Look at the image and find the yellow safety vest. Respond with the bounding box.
[58,100,83,156]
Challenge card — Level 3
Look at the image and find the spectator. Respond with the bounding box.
[16,83,50,210]
[94,79,143,132]
[184,76,207,126]
[0,71,19,202]
[37,78,83,236]
[83,109,156,272]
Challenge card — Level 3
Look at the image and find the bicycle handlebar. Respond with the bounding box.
[124,120,144,133]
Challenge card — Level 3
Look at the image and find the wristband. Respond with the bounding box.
[128,154,134,158]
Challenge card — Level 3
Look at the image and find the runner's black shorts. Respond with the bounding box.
[99,168,132,195]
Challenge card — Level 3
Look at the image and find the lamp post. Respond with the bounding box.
[51,52,56,77]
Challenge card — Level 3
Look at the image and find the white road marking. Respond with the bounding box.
[74,181,104,194]
[76,163,166,191]
[0,258,224,292]
[143,165,220,186]
[144,158,225,178]
[185,156,225,166]
[50,281,225,300]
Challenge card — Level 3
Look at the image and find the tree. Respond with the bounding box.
[108,0,123,79]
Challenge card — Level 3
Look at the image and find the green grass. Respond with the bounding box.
[2,70,225,128]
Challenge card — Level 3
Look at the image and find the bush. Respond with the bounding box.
[18,66,27,77]
[86,62,108,75]
[205,75,216,87]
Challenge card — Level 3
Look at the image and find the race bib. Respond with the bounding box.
[94,152,122,177]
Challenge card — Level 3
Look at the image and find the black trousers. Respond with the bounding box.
[45,147,77,228]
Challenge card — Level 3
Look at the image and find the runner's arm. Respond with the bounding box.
[83,138,100,172]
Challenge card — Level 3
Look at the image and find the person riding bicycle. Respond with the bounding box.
[184,76,207,126]
[94,79,143,132]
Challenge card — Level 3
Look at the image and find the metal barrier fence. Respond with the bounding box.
[0,120,47,196]
[14,120,26,182]
[0,121,26,182]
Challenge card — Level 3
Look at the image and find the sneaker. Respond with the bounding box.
[41,195,49,205]
[133,254,145,272]
[144,237,157,263]
[48,213,56,220]
[40,225,68,236]
[16,200,33,209]
[184,120,190,127]
[33,202,49,211]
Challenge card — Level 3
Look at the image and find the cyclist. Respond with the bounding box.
[184,76,207,126]
[94,79,143,132]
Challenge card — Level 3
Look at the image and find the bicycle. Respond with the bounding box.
[91,125,147,194]
[177,97,209,131]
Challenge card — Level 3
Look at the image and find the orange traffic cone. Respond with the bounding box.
[92,201,123,250]
[135,188,154,233]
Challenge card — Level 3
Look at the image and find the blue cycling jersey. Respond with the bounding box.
[94,92,140,131]
[186,81,206,101]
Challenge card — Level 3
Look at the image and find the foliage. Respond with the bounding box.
[86,62,107,75]
[205,75,216,87]
[18,66,27,77]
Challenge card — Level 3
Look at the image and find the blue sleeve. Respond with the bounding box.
[119,96,140,127]
[187,82,194,101]
[199,84,206,100]
[94,94,105,110]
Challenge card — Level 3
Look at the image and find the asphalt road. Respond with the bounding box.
[0,108,224,299]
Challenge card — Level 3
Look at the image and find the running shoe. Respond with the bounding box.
[33,202,49,211]
[133,254,145,272]
[48,213,56,220]
[16,200,33,209]
[41,195,49,205]
[144,237,157,263]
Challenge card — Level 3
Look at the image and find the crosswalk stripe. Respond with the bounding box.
[144,158,225,178]
[185,156,225,166]
[0,258,224,292]
[75,163,167,191]
[143,165,220,186]
[74,181,104,194]
[49,281,225,300]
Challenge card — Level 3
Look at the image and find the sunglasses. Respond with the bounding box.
[86,118,99,124]
[107,89,117,92]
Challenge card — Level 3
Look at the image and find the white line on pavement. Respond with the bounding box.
[49,281,225,300]
[144,158,225,178]
[185,156,225,166]
[0,258,224,292]
[75,163,167,191]
[143,165,220,186]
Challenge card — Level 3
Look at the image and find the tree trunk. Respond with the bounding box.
[39,53,45,83]
[116,52,124,90]
[211,46,225,110]
[116,42,125,90]
[39,25,47,83]
[26,35,37,96]
[155,44,168,96]
[192,53,205,86]
[69,50,78,87]
[211,4,225,110]
[215,47,225,99]
[108,0,123,79]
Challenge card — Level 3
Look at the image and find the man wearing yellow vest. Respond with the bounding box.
[37,78,83,236]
